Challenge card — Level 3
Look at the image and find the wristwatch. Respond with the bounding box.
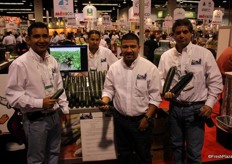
[144,115,152,123]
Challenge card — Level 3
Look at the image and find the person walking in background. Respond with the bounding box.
[87,30,118,71]
[144,33,159,63]
[5,22,69,164]
[158,19,223,164]
[216,46,232,79]
[99,33,162,164]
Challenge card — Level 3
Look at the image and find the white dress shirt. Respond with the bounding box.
[88,46,118,72]
[5,48,69,114]
[158,42,223,108]
[102,56,162,116]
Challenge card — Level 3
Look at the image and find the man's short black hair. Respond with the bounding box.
[88,30,101,39]
[121,33,139,45]
[27,22,48,37]
[172,19,193,34]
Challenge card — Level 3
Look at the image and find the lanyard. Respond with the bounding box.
[30,52,54,88]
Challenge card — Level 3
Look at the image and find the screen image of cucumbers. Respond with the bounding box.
[51,88,64,99]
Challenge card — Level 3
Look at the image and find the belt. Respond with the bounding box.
[114,110,144,121]
[25,110,57,121]
[171,100,205,107]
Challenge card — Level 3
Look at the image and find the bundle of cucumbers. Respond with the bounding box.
[63,70,107,108]
[163,66,194,96]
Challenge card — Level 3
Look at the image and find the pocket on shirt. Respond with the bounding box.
[135,80,147,97]
[188,65,205,87]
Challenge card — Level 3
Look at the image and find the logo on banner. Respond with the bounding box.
[59,0,69,5]
[87,8,93,16]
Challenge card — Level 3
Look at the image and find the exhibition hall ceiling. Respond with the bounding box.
[0,0,230,20]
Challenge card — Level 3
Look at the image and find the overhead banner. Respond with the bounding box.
[133,0,151,18]
[197,0,214,19]
[53,0,74,17]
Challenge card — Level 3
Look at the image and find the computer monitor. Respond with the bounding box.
[49,45,88,72]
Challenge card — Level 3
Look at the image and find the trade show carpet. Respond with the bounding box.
[0,100,232,164]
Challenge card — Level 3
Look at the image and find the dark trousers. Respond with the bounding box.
[113,110,153,164]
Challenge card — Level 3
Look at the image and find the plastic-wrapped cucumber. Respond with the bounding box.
[169,72,193,95]
[98,71,104,98]
[94,71,99,99]
[88,71,95,98]
[162,66,176,95]
[70,82,76,98]
[64,75,69,89]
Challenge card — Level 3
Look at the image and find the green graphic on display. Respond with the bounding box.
[51,50,81,70]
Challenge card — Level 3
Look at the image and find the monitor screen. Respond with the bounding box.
[49,45,88,72]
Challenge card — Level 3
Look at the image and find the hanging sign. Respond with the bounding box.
[83,5,97,21]
[212,10,224,24]
[163,15,173,28]
[197,0,214,19]
[102,15,112,26]
[128,7,139,22]
[173,8,185,20]
[53,0,74,17]
[133,0,151,18]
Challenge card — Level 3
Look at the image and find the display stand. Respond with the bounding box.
[60,107,116,163]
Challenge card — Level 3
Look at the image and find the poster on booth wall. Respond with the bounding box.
[53,0,74,17]
[0,74,14,134]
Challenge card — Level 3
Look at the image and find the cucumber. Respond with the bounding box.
[94,70,99,99]
[98,71,104,97]
[162,66,177,95]
[51,88,64,99]
[169,72,193,95]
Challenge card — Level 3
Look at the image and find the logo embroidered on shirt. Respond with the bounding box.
[101,58,106,62]
[191,58,201,65]
[137,73,147,80]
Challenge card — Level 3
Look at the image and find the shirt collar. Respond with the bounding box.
[174,42,193,56]
[29,48,50,62]
[122,55,140,69]
[88,46,100,58]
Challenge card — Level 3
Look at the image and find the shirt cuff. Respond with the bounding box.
[205,97,217,109]
[34,99,44,109]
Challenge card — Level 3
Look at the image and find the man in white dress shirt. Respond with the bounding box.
[158,19,223,164]
[5,22,69,164]
[100,33,162,164]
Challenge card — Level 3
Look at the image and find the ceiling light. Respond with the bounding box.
[0,2,24,5]
[0,8,32,11]
[83,3,118,6]
[123,0,127,4]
